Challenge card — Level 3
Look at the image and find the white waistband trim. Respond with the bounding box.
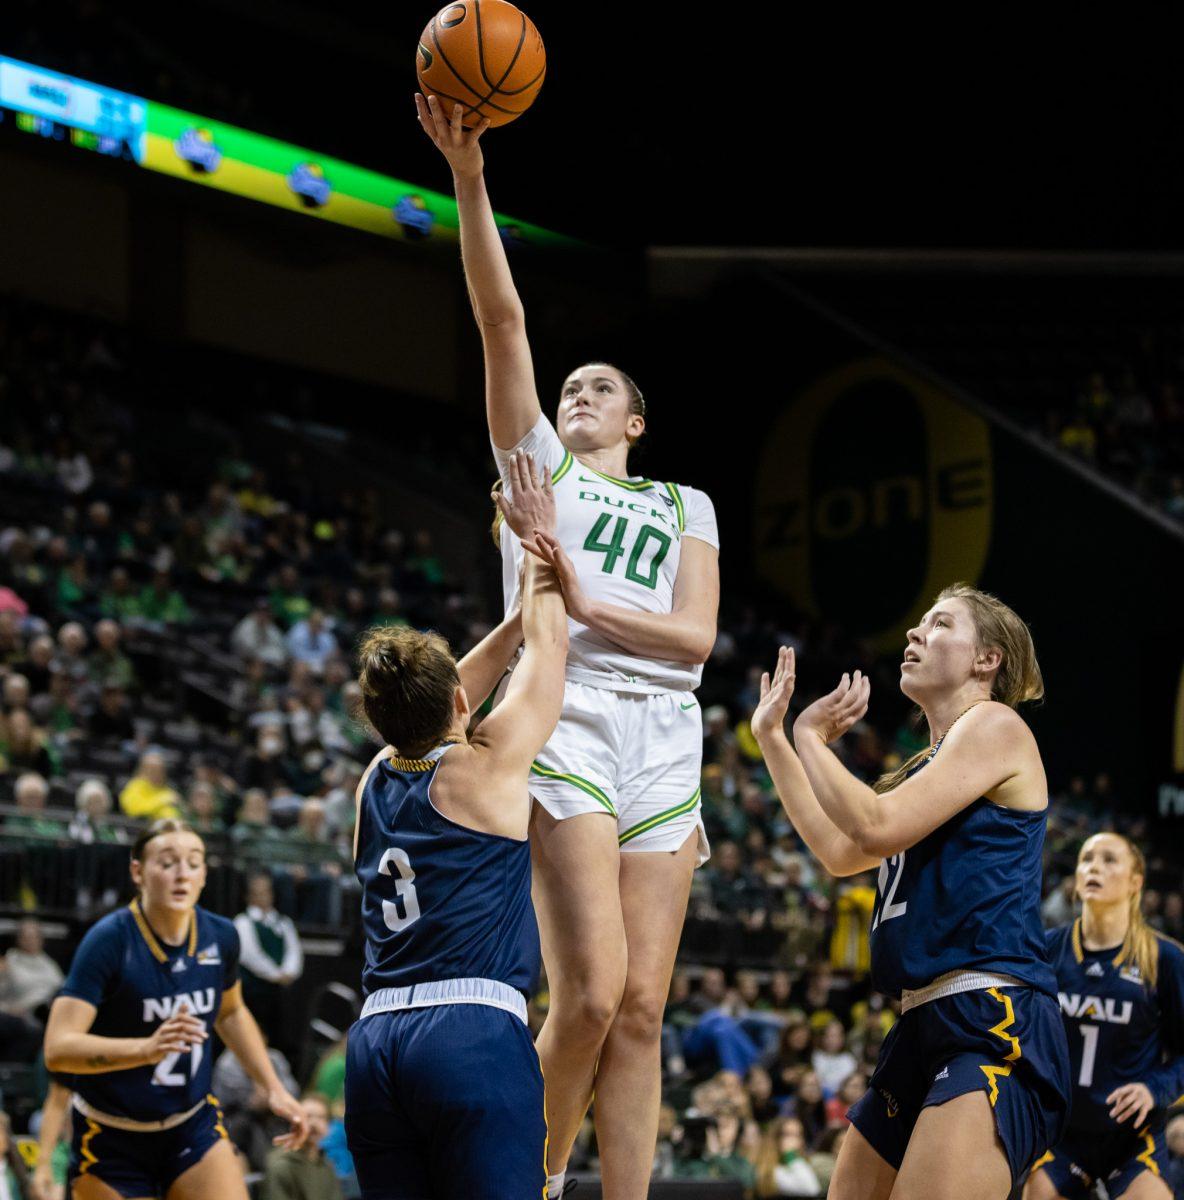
[360,977,528,1025]
[900,970,1025,1015]
[72,1095,205,1133]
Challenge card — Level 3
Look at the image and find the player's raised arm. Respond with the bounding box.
[470,455,566,770]
[751,648,880,877]
[415,93,542,449]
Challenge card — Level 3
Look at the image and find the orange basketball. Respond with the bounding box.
[416,1,545,129]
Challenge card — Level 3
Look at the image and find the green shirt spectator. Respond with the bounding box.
[138,571,192,625]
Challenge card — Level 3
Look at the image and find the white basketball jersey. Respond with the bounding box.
[494,415,719,694]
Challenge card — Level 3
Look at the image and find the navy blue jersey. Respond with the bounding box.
[355,744,539,998]
[1047,919,1184,1132]
[59,901,239,1121]
[869,749,1057,1000]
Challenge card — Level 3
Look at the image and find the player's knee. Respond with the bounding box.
[551,973,625,1038]
[613,985,667,1044]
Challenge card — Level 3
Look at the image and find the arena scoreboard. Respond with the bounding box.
[0,54,573,248]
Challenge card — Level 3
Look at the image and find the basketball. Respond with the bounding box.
[416,1,545,129]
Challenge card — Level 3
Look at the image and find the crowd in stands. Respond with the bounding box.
[0,295,1182,1196]
[1042,356,1184,525]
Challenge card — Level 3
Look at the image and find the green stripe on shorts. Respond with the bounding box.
[618,786,702,846]
[530,759,616,815]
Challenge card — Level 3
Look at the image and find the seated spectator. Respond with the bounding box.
[285,610,338,674]
[310,1037,347,1109]
[138,569,191,626]
[234,873,304,1055]
[87,684,136,743]
[231,789,287,862]
[211,1041,299,1174]
[811,1019,857,1095]
[184,780,226,835]
[13,634,55,695]
[88,619,135,690]
[231,600,289,669]
[241,726,297,794]
[806,1126,846,1196]
[118,749,181,820]
[0,917,63,1022]
[0,709,55,776]
[756,1116,821,1197]
[5,773,67,840]
[785,1070,827,1149]
[825,1069,865,1127]
[270,565,311,629]
[98,566,143,621]
[703,840,771,929]
[53,623,89,683]
[768,1017,814,1095]
[745,1065,784,1124]
[261,1093,342,1200]
[3,673,30,715]
[68,778,126,845]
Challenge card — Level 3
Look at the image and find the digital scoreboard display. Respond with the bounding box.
[0,54,572,248]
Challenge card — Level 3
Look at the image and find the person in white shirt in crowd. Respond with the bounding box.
[811,1018,859,1095]
[0,917,64,1022]
[285,610,338,674]
[232,599,290,670]
[234,872,304,1056]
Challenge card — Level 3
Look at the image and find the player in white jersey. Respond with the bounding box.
[417,95,720,1200]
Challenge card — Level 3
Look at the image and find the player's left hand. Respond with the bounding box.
[494,451,555,556]
[532,532,593,625]
[794,670,871,746]
[269,1086,310,1150]
[1107,1081,1155,1126]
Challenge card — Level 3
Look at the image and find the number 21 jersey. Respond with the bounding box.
[495,415,719,694]
[868,749,1057,1000]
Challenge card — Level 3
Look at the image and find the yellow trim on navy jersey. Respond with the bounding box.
[388,752,438,773]
[978,986,1023,1106]
[79,1117,101,1174]
[535,1044,550,1199]
[1031,1149,1055,1171]
[129,898,196,965]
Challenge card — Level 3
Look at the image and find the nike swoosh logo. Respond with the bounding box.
[680,701,698,710]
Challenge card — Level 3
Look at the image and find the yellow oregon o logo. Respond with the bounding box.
[754,357,993,651]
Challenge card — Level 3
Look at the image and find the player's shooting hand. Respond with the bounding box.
[1107,1081,1155,1126]
[751,646,796,742]
[269,1087,310,1150]
[494,451,556,555]
[141,1003,208,1064]
[415,92,491,178]
[794,670,871,746]
[532,532,593,625]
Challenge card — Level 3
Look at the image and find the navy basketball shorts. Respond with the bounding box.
[1033,1121,1169,1200]
[67,1094,229,1198]
[345,1002,547,1200]
[848,986,1071,1184]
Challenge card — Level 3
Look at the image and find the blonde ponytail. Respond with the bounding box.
[1113,836,1160,989]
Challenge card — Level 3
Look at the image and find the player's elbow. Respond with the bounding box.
[854,824,900,859]
[43,1035,67,1073]
[683,625,716,665]
[476,303,526,335]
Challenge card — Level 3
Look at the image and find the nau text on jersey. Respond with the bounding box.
[1057,992,1133,1024]
[142,987,217,1022]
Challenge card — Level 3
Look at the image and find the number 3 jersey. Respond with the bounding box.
[868,750,1057,1001]
[58,900,240,1120]
[494,415,719,694]
[1045,919,1184,1131]
[355,744,540,999]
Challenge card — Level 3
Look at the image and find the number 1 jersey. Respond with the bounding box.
[868,750,1058,1001]
[1046,919,1184,1132]
[495,415,719,694]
